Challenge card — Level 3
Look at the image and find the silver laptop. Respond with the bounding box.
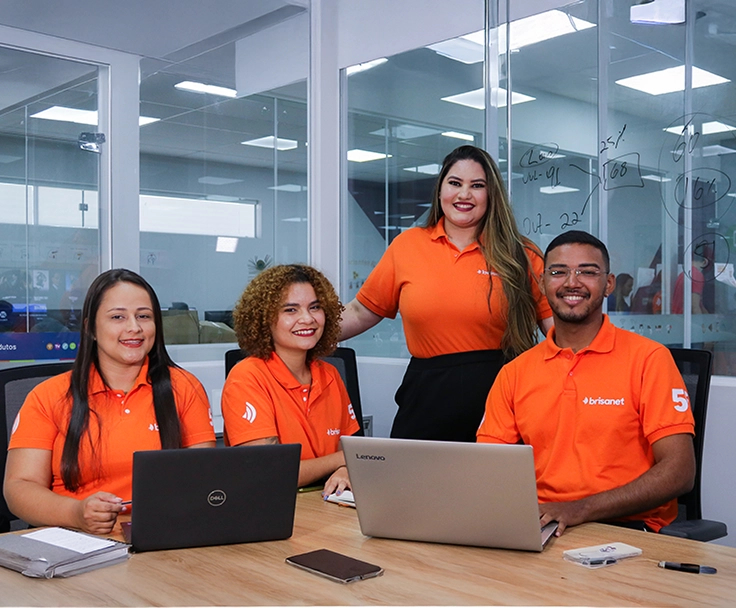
[341,436,557,552]
[126,444,300,552]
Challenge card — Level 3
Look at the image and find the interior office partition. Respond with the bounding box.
[342,0,736,375]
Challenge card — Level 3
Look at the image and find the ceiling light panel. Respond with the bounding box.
[241,136,298,151]
[441,88,535,110]
[616,66,729,96]
[174,81,237,98]
[347,149,392,162]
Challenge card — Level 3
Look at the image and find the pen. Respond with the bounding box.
[658,561,717,575]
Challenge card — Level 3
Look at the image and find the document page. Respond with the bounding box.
[23,528,116,554]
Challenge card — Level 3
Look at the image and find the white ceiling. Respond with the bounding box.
[0,0,301,59]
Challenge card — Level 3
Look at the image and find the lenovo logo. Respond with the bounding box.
[355,453,385,461]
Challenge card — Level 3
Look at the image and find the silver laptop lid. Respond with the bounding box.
[341,436,550,552]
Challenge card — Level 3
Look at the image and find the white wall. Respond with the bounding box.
[702,376,736,547]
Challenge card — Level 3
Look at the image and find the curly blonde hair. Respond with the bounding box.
[232,264,343,362]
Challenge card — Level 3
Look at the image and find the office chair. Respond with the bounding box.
[0,362,74,532]
[225,347,365,436]
[659,348,727,542]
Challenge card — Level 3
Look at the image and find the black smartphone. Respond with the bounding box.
[285,549,383,584]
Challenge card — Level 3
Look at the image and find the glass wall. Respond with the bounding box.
[138,32,308,346]
[0,47,99,360]
[344,41,484,356]
[343,0,736,376]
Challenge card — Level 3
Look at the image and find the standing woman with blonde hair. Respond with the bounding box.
[341,145,552,441]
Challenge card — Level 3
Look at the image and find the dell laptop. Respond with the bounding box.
[125,443,300,552]
[341,436,557,552]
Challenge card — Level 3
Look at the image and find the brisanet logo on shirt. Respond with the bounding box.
[583,396,625,406]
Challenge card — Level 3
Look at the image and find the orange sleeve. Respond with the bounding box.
[8,375,68,451]
[356,237,401,319]
[221,360,280,446]
[476,363,519,445]
[640,347,695,444]
[172,368,216,447]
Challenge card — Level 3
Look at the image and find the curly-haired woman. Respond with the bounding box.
[221,265,359,497]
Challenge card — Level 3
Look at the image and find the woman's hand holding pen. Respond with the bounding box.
[75,492,126,535]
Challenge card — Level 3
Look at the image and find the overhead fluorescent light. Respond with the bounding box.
[175,81,237,98]
[442,131,475,141]
[216,237,238,253]
[665,121,736,136]
[268,184,307,192]
[241,136,298,151]
[540,185,579,194]
[702,145,736,157]
[198,176,243,186]
[616,66,729,96]
[282,217,308,222]
[371,125,440,139]
[642,174,672,183]
[427,10,595,64]
[346,57,388,76]
[31,106,97,125]
[403,163,442,175]
[630,0,685,25]
[31,106,159,126]
[441,87,535,110]
[502,10,595,51]
[347,149,392,162]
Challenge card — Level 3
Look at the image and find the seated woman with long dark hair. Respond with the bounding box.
[4,269,215,535]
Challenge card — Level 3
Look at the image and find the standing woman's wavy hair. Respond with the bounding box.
[426,145,541,358]
[61,269,181,492]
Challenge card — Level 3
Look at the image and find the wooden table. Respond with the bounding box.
[2,491,736,606]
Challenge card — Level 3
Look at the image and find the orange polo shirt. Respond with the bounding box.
[356,218,551,358]
[221,353,360,458]
[9,360,215,501]
[477,316,694,531]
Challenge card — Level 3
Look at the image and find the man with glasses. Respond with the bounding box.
[477,230,695,536]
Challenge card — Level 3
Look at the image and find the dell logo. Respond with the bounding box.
[207,490,227,507]
[355,453,385,461]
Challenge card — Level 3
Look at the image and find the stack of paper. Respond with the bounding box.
[0,527,129,578]
[325,490,356,508]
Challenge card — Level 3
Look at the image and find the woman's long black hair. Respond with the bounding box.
[60,269,181,492]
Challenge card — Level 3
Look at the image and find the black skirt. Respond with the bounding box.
[390,349,506,442]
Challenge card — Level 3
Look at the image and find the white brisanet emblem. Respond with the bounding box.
[243,401,257,423]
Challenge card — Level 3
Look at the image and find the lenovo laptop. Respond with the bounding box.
[125,444,300,552]
[340,436,557,552]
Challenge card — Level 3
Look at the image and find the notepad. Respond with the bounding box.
[325,490,356,508]
[0,527,129,578]
[563,542,642,568]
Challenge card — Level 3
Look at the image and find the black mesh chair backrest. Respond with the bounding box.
[225,347,364,435]
[667,348,711,520]
[0,362,74,531]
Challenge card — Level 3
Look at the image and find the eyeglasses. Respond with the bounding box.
[544,267,606,280]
